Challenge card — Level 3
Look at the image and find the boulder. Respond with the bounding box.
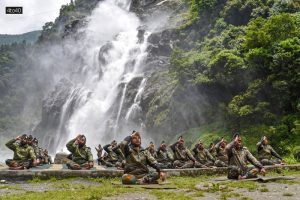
[54,152,70,164]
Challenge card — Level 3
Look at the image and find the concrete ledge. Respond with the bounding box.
[0,169,124,181]
[0,164,299,181]
[162,164,300,177]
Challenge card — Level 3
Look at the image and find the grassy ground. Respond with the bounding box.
[1,169,299,200]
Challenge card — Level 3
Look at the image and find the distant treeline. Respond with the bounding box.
[0,30,41,46]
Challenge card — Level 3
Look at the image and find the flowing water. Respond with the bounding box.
[50,0,151,153]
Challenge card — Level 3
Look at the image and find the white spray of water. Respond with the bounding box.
[125,78,147,121]
[54,0,151,153]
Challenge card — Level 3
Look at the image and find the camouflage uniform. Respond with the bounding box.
[95,145,103,165]
[146,143,158,159]
[43,150,53,164]
[257,141,282,165]
[226,141,263,179]
[192,146,215,167]
[5,138,36,169]
[119,135,161,184]
[103,143,123,168]
[209,143,217,158]
[214,141,228,167]
[156,147,174,169]
[66,138,93,170]
[171,142,205,168]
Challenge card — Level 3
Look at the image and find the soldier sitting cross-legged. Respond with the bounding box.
[66,134,94,170]
[5,134,37,170]
[120,131,166,185]
[226,134,266,180]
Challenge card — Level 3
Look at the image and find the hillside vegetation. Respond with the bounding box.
[170,0,300,162]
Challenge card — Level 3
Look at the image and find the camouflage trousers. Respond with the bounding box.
[173,160,205,168]
[198,160,214,167]
[260,159,281,166]
[66,160,92,170]
[214,159,228,167]
[5,159,33,169]
[158,161,173,169]
[101,160,123,168]
[227,166,258,180]
[122,171,159,184]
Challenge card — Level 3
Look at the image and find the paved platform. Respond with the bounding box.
[0,164,299,180]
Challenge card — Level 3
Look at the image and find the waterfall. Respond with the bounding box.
[51,0,151,152]
[125,78,147,122]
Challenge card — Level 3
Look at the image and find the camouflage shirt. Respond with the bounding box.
[103,144,119,162]
[226,141,263,172]
[193,148,215,163]
[215,141,228,162]
[170,142,196,162]
[156,148,174,163]
[146,147,158,159]
[66,139,93,165]
[119,136,160,175]
[5,139,36,162]
[209,146,217,158]
[257,142,282,160]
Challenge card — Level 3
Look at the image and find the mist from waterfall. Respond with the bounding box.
[52,0,152,153]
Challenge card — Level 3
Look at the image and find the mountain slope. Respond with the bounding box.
[0,30,41,45]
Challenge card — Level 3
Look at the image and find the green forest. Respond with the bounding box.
[0,30,41,45]
[171,0,300,162]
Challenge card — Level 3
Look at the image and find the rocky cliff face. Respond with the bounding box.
[33,0,208,152]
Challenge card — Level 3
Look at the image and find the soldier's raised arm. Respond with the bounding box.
[192,144,198,155]
[5,138,18,151]
[103,144,111,153]
[206,149,215,162]
[66,138,77,153]
[257,137,264,151]
[118,135,132,157]
[170,142,177,153]
[225,140,235,157]
[215,138,225,151]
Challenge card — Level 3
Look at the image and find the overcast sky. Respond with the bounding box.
[0,0,70,34]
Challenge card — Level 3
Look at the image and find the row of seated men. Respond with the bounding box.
[5,134,52,170]
[5,131,283,184]
[96,135,283,170]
